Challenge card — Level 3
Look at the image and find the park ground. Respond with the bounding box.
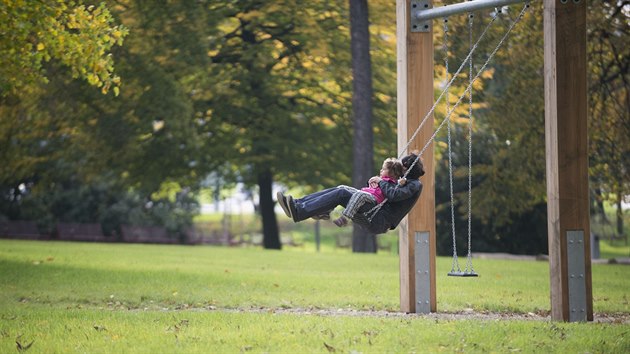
[0,239,628,353]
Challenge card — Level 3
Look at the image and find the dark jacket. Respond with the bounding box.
[354,179,422,234]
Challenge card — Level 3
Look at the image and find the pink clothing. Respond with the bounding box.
[361,176,397,204]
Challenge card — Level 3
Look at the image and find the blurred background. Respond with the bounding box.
[0,1,627,257]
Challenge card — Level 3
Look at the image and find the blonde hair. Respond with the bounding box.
[383,158,404,178]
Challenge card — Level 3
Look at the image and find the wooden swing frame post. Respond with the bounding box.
[396,0,436,313]
[396,0,592,321]
[544,0,592,322]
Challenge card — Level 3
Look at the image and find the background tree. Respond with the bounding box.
[349,0,376,253]
[433,2,628,254]
[587,1,629,238]
[0,0,204,237]
[431,4,549,254]
[0,1,132,232]
[0,1,128,191]
[196,1,357,249]
[2,1,623,253]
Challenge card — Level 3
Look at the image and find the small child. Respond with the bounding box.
[333,158,404,227]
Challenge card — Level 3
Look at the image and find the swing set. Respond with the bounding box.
[365,1,530,276]
[394,0,592,322]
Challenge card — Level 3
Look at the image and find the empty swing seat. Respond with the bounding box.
[447,270,478,277]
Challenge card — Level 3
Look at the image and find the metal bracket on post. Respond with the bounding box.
[411,0,432,33]
[567,230,587,322]
[414,231,431,313]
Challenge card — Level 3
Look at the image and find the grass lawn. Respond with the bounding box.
[196,209,630,259]
[599,239,630,260]
[1,239,628,353]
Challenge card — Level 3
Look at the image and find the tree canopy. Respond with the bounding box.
[0,1,127,96]
[0,0,626,253]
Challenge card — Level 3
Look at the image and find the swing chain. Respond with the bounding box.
[413,2,530,164]
[444,18,461,274]
[398,9,500,160]
[466,9,475,274]
[364,198,386,222]
[400,3,529,276]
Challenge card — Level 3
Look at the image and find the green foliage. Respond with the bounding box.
[0,0,128,96]
[196,1,354,187]
[0,0,625,254]
[430,3,629,253]
[430,4,548,253]
[436,5,546,226]
[0,175,198,238]
[0,1,207,232]
[587,1,630,236]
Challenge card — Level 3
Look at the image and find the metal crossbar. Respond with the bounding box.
[413,0,530,22]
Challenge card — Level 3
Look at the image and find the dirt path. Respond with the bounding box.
[199,306,630,324]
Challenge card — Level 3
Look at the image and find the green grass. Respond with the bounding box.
[599,239,630,259]
[1,240,628,353]
[197,209,630,258]
[3,306,628,353]
[193,210,401,254]
[591,204,629,257]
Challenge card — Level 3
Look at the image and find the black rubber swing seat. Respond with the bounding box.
[447,271,479,277]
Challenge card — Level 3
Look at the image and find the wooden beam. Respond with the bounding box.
[396,0,436,313]
[544,0,592,322]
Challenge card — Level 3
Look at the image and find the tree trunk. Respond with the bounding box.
[616,194,624,238]
[594,187,607,222]
[258,169,281,250]
[352,230,378,253]
[349,0,377,253]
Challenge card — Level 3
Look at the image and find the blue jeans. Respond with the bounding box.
[293,186,354,222]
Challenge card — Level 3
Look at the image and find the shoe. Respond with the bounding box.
[333,216,348,227]
[277,191,292,219]
[287,195,298,222]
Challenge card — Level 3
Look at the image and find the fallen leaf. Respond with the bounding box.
[16,337,34,352]
[324,342,336,352]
